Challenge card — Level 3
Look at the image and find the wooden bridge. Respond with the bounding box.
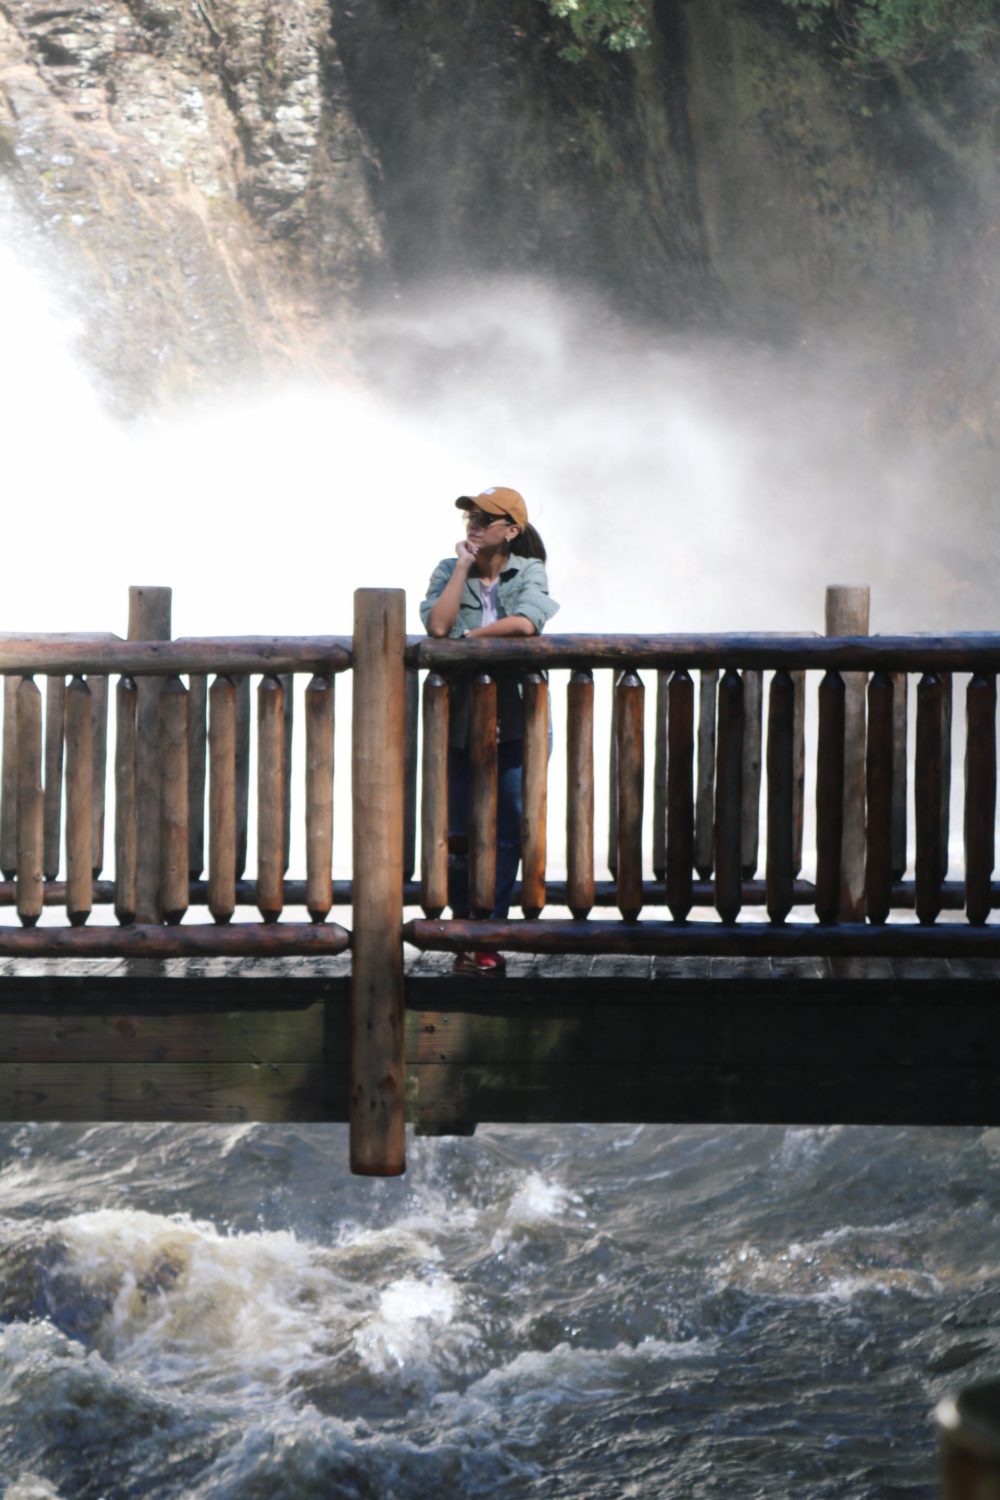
[1,584,998,1174]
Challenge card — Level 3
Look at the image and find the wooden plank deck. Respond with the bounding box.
[0,953,997,1130]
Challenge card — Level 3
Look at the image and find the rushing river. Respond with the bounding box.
[0,1120,997,1497]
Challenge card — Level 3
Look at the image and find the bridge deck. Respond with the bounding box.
[0,953,996,1131]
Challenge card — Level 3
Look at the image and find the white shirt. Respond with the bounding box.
[479,579,499,627]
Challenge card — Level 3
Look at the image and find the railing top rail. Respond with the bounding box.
[0,637,353,677]
[5,629,1000,678]
[407,632,1000,672]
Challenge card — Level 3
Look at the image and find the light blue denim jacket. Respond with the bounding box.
[418,553,559,639]
[419,553,559,747]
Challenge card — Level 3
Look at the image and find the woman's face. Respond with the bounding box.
[464,507,517,550]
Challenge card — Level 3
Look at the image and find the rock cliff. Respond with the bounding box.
[1,0,997,425]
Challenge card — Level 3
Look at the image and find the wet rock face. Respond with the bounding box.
[1,0,998,413]
[0,0,383,407]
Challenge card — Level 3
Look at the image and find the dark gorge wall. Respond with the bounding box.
[1,0,997,409]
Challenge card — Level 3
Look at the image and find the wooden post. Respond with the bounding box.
[256,675,285,923]
[351,588,406,1178]
[15,678,43,927]
[915,672,945,924]
[521,671,548,919]
[208,675,237,924]
[695,668,717,880]
[65,675,93,927]
[43,675,65,880]
[891,671,908,881]
[964,674,996,925]
[616,670,644,922]
[128,585,172,923]
[114,677,138,925]
[566,669,595,920]
[234,675,251,881]
[864,671,894,925]
[653,669,668,883]
[159,676,189,925]
[89,674,108,877]
[741,668,763,878]
[815,670,846,925]
[666,669,694,922]
[420,673,449,918]
[1,675,19,879]
[305,673,335,922]
[714,668,743,924]
[187,674,207,880]
[938,1381,1000,1499]
[403,666,419,884]
[825,585,870,920]
[765,669,795,925]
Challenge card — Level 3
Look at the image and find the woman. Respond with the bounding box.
[420,486,559,975]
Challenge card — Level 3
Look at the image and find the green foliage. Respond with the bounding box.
[781,0,1000,68]
[540,0,650,61]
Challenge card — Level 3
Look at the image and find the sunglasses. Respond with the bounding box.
[464,509,511,529]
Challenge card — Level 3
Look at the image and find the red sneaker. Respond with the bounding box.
[452,951,507,977]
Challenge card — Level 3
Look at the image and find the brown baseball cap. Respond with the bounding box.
[456,486,528,530]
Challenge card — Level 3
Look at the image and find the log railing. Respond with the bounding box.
[3,585,1000,1172]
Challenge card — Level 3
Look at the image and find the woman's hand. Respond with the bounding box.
[455,539,478,568]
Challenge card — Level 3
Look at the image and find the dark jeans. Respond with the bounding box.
[447,741,523,920]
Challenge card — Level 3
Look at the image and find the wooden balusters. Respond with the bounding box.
[826,585,869,920]
[864,671,894,925]
[159,676,189,925]
[964,673,996,925]
[15,678,43,927]
[44,675,65,880]
[305,673,335,923]
[420,673,449,918]
[608,676,619,879]
[940,672,953,881]
[90,675,108,877]
[521,671,548,919]
[765,670,795,925]
[469,673,498,917]
[403,667,419,885]
[567,668,595,920]
[915,672,945,924]
[208,674,237,925]
[187,674,207,881]
[815,670,845,925]
[653,670,668,883]
[714,668,743,924]
[666,669,694,922]
[616,670,644,922]
[256,675,286,923]
[234,675,251,881]
[114,677,138,926]
[351,588,406,1177]
[695,668,718,880]
[1,676,19,879]
[65,675,93,927]
[129,585,171,923]
[891,672,908,881]
[281,672,294,875]
[741,669,763,879]
[792,670,806,877]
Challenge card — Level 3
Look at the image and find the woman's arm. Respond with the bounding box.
[464,615,536,638]
[426,544,476,637]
